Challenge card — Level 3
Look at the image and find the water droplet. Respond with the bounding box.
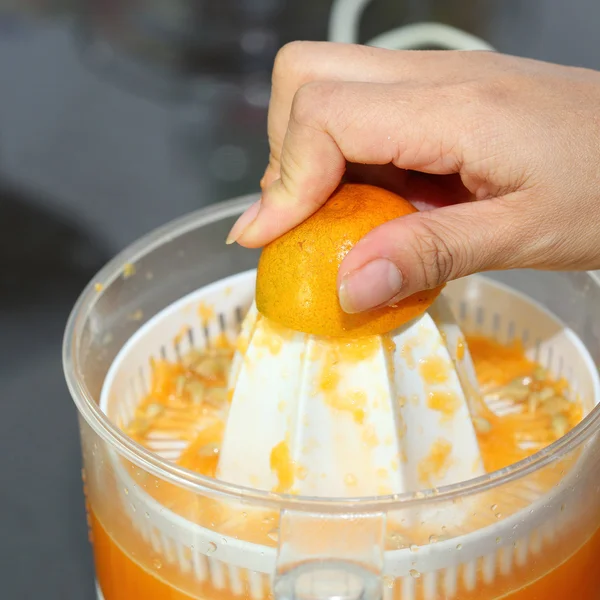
[429,534,439,544]
[490,504,498,511]
[130,503,137,513]
[456,543,463,550]
[221,537,228,545]
[190,545,195,551]
[152,558,162,570]
[387,532,406,549]
[242,512,248,518]
[123,487,129,496]
[495,512,502,519]
[207,542,217,555]
[496,537,501,544]
[409,544,419,553]
[409,569,421,579]
[145,512,150,519]
[441,525,447,532]
[267,529,279,542]
[560,504,566,512]
[383,576,394,589]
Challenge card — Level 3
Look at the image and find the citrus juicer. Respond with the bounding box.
[100,182,492,578]
[211,185,486,501]
[64,194,600,600]
[216,292,485,500]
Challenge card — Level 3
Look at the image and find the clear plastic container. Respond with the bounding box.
[63,194,600,600]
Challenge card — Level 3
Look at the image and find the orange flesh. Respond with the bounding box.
[90,332,590,599]
[417,438,453,486]
[126,333,583,499]
[269,440,294,493]
[313,335,380,425]
[466,336,582,473]
[427,390,460,421]
[419,355,450,384]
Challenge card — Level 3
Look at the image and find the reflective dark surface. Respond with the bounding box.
[0,1,599,598]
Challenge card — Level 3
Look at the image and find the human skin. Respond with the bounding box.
[226,42,600,314]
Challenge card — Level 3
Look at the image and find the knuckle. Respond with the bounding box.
[410,220,459,289]
[290,81,338,128]
[465,72,525,106]
[272,41,315,83]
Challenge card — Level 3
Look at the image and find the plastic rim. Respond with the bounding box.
[63,192,600,513]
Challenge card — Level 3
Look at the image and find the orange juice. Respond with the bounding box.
[92,511,195,600]
[90,509,266,600]
[91,507,600,600]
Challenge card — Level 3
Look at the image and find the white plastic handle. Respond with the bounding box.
[274,510,386,600]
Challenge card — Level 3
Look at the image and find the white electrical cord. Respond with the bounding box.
[327,0,495,51]
[328,0,373,44]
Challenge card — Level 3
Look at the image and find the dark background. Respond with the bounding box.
[1,1,599,598]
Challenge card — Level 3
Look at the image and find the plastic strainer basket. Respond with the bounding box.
[64,194,600,600]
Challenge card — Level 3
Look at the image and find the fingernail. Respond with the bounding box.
[226,199,261,245]
[338,259,403,314]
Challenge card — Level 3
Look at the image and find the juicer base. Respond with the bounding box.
[98,268,600,599]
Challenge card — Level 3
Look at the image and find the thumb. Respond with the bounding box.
[337,198,526,314]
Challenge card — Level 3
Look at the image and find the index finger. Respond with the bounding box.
[262,42,498,188]
[237,80,472,248]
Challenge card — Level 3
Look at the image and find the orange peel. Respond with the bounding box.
[256,183,444,337]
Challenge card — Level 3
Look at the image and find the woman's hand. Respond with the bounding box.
[226,42,600,314]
